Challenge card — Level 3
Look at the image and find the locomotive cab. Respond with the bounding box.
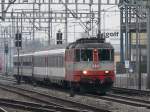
[65,37,115,93]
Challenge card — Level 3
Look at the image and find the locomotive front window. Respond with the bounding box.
[76,49,114,62]
[75,49,80,61]
[81,49,93,61]
[75,49,93,61]
[99,49,110,61]
[111,49,114,61]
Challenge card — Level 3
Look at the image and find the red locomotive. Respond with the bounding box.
[65,38,115,94]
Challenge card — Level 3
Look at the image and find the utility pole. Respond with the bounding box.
[147,7,150,89]
[38,0,41,28]
[33,2,35,41]
[103,11,106,34]
[136,6,139,89]
[75,0,78,15]
[21,12,23,48]
[11,9,15,73]
[65,0,68,43]
[91,9,94,36]
[1,0,5,20]
[120,7,124,63]
[98,0,101,35]
[89,1,92,33]
[50,8,53,41]
[4,29,8,76]
[17,13,20,84]
[74,24,75,41]
[48,0,51,45]
[125,5,129,60]
[129,7,132,62]
[138,7,142,90]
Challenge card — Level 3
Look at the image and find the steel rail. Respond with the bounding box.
[107,93,150,104]
[0,83,109,112]
[86,93,150,109]
[0,107,8,112]
[0,99,56,112]
[112,87,150,96]
[0,75,16,83]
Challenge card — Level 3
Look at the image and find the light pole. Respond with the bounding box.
[147,6,150,89]
[4,41,8,76]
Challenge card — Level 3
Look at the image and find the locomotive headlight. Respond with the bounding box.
[105,71,109,74]
[82,70,87,75]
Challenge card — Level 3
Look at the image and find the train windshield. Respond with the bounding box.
[75,49,92,61]
[75,49,114,62]
[97,49,114,61]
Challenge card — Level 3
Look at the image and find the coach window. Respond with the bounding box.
[48,55,51,67]
[51,56,54,66]
[57,56,59,67]
[60,56,63,67]
[56,56,59,67]
[62,56,64,66]
[36,56,39,67]
[34,56,37,66]
[53,56,56,67]
[59,56,63,67]
[39,56,43,67]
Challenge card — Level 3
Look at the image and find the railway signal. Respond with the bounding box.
[56,30,63,44]
[15,32,22,84]
[15,33,22,48]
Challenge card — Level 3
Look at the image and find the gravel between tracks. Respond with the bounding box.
[0,75,149,112]
[15,84,150,112]
[1,107,31,112]
[0,88,44,112]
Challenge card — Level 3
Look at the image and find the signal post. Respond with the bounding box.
[15,32,22,84]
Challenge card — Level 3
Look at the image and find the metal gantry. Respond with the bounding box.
[0,0,120,75]
[0,0,119,44]
[0,0,119,5]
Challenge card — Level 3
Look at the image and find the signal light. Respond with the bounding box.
[56,30,63,44]
[15,33,22,47]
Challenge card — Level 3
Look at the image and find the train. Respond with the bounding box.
[13,37,115,94]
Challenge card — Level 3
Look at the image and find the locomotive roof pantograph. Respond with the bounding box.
[66,37,113,49]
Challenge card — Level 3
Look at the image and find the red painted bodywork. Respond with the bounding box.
[72,70,115,82]
[65,48,115,84]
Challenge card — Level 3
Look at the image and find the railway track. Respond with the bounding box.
[0,107,8,112]
[0,98,59,112]
[86,93,150,109]
[0,83,110,112]
[2,75,150,110]
[0,75,16,83]
[112,87,150,96]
